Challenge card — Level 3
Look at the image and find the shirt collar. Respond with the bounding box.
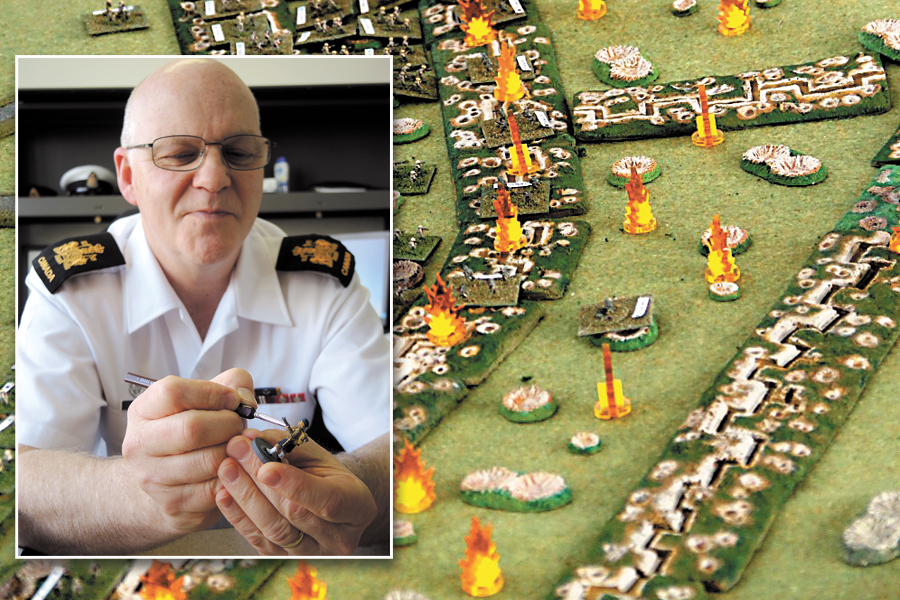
[124,220,183,334]
[232,225,293,327]
[123,217,293,334]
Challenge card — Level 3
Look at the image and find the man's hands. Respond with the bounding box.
[121,369,257,538]
[215,429,378,555]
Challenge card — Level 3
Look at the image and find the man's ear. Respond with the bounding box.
[114,147,139,207]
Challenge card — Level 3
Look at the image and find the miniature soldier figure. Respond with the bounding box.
[340,45,350,55]
[333,16,342,28]
[487,277,497,294]
[377,6,387,21]
[408,237,418,250]
[402,35,409,46]
[393,229,401,241]
[314,18,325,31]
[235,11,246,32]
[414,159,423,172]
[387,37,395,48]
[118,1,128,20]
[416,225,428,238]
[414,75,423,88]
[106,0,115,19]
[322,42,332,54]
[402,17,411,29]
[409,169,418,182]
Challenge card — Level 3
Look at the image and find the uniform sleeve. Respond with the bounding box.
[17,270,107,452]
[307,273,390,454]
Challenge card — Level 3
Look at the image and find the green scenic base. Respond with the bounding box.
[871,123,900,167]
[698,232,752,256]
[393,233,441,262]
[453,135,587,225]
[754,0,782,7]
[461,487,572,513]
[165,0,293,55]
[200,562,279,599]
[591,59,659,88]
[740,155,828,187]
[84,8,149,36]
[858,31,900,62]
[394,533,418,547]
[671,3,698,17]
[393,163,437,195]
[567,441,602,455]
[394,299,545,390]
[441,219,592,301]
[499,398,558,422]
[709,282,742,302]
[588,317,659,351]
[419,0,531,46]
[573,51,891,142]
[393,124,431,144]
[606,164,661,188]
[393,380,469,451]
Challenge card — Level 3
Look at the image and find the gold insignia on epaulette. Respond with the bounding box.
[292,239,340,268]
[37,256,55,282]
[53,241,106,271]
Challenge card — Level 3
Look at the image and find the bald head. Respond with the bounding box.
[121,58,260,147]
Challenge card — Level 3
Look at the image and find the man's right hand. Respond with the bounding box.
[121,370,256,537]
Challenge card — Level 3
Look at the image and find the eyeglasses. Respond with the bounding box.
[126,135,273,171]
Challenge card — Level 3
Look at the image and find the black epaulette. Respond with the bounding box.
[275,234,355,287]
[33,232,125,294]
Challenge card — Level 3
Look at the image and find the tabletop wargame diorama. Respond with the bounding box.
[2,1,900,599]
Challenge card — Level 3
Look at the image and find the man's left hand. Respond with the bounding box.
[215,429,378,555]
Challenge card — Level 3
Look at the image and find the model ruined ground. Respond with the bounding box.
[740,144,828,186]
[165,0,293,54]
[460,466,572,512]
[84,4,150,36]
[394,159,437,195]
[573,52,890,142]
[871,123,900,167]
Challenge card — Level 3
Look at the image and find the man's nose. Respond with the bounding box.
[192,144,231,191]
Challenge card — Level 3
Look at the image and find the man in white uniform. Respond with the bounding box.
[17,58,390,556]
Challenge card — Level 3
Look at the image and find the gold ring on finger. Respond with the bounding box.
[279,530,305,549]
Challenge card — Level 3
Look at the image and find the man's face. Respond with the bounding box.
[115,63,264,272]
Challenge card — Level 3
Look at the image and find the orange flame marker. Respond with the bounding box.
[493,183,527,258]
[577,0,606,20]
[691,84,725,148]
[460,517,503,597]
[889,226,900,253]
[705,214,740,283]
[423,274,470,347]
[493,38,526,103]
[394,437,436,514]
[594,343,631,420]
[506,112,540,176]
[623,164,657,234]
[717,0,751,36]
[139,561,186,600]
[458,0,497,48]
[287,561,327,600]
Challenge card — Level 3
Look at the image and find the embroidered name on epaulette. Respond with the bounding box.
[33,232,125,294]
[275,234,355,287]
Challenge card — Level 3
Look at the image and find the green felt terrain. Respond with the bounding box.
[2,1,900,600]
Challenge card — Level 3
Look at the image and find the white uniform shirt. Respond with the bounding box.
[18,214,390,456]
